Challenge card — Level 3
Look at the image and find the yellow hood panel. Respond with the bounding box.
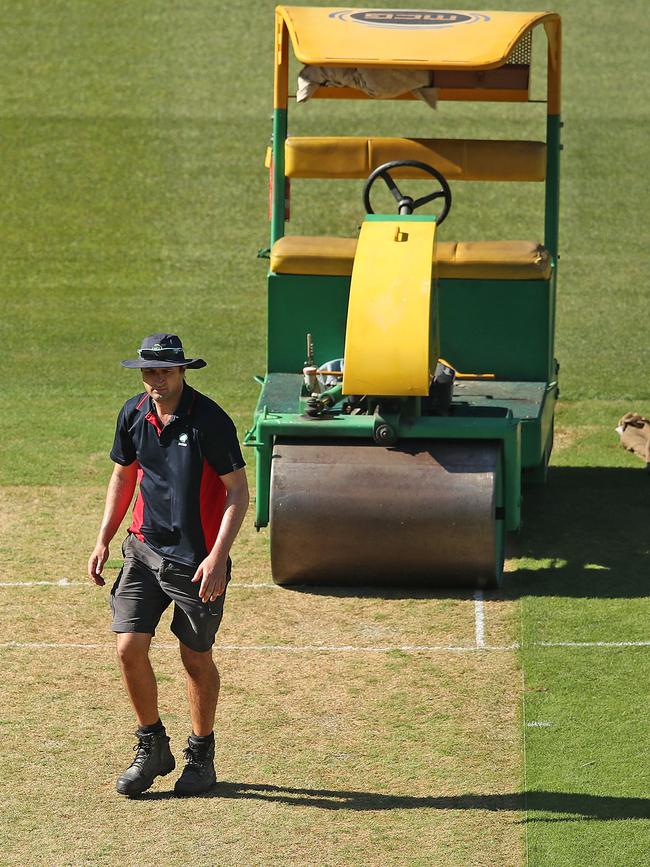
[277,6,559,70]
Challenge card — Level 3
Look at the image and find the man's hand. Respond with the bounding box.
[88,543,109,587]
[88,462,137,589]
[192,555,228,602]
[191,467,248,603]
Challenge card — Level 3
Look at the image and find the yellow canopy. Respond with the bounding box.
[277,6,559,70]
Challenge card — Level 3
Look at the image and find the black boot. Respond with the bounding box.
[116,730,176,796]
[174,734,216,796]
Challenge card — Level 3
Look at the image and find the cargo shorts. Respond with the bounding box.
[110,534,231,652]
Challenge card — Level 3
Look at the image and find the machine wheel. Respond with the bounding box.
[269,438,504,588]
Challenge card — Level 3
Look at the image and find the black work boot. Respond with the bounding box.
[116,730,176,796]
[174,734,216,796]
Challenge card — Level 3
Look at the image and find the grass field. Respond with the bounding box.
[1,1,649,865]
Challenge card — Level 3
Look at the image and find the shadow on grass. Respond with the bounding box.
[281,467,649,600]
[503,466,650,599]
[139,782,650,819]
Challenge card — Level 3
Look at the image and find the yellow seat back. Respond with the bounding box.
[270,235,552,281]
[285,136,546,182]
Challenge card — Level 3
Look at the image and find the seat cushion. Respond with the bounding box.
[437,240,552,280]
[270,235,552,281]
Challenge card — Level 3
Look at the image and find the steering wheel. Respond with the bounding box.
[363,159,452,225]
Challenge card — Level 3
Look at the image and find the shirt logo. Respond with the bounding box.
[178,433,189,447]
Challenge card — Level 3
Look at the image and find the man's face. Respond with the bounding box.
[141,366,186,403]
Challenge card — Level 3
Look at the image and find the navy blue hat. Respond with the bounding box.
[121,333,207,369]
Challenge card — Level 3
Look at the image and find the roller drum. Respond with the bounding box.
[270,438,502,587]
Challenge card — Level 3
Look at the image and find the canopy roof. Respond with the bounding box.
[277,6,559,69]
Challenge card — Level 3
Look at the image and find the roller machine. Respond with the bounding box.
[245,7,562,587]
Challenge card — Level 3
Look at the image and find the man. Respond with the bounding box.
[88,333,249,797]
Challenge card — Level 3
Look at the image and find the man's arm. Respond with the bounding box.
[87,462,138,586]
[192,467,250,602]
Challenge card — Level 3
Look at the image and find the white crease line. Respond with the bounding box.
[474,589,485,648]
[215,643,518,653]
[0,641,517,653]
[5,639,645,652]
[0,640,647,653]
[536,640,650,648]
[0,579,77,587]
[1,642,108,649]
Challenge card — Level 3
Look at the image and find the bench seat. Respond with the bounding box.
[270,236,552,281]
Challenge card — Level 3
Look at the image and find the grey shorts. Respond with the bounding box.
[110,534,230,652]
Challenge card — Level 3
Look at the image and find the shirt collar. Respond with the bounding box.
[175,383,195,417]
[145,383,195,422]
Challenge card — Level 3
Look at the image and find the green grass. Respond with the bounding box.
[523,647,650,867]
[1,0,649,864]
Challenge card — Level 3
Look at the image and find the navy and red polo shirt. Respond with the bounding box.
[110,384,245,569]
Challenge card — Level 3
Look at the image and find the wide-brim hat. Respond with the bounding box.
[121,333,207,369]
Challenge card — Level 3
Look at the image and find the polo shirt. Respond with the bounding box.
[110,384,245,568]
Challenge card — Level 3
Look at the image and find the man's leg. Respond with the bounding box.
[116,632,159,726]
[111,536,171,727]
[179,642,220,735]
[109,536,176,796]
[162,561,230,795]
[174,642,219,795]
[113,631,176,796]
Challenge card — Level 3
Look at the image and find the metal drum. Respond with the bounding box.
[270,437,503,587]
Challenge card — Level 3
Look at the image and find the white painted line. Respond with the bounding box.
[537,640,650,648]
[214,643,519,654]
[474,589,485,648]
[0,579,75,587]
[0,640,518,654]
[1,641,107,650]
[0,637,648,653]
